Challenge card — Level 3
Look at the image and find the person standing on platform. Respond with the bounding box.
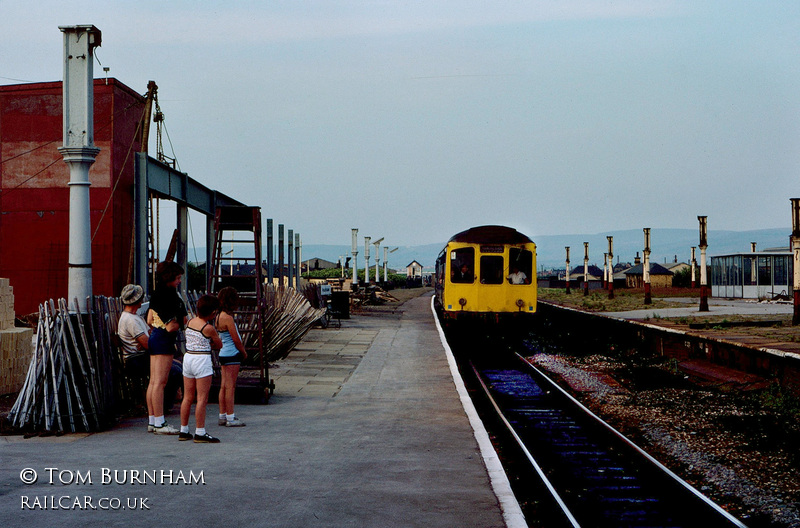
[215,287,248,427]
[146,261,188,435]
[179,294,223,443]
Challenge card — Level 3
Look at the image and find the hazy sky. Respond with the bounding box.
[3,1,799,248]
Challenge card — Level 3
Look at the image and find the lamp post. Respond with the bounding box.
[373,237,384,286]
[351,228,359,289]
[643,228,652,305]
[691,246,697,288]
[565,246,571,294]
[295,233,301,289]
[698,216,709,312]
[583,242,589,296]
[385,247,398,283]
[364,237,371,285]
[59,25,102,307]
[287,229,294,288]
[278,224,285,289]
[607,236,614,299]
[603,253,608,290]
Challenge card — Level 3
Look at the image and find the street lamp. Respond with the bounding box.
[364,236,371,284]
[351,228,359,289]
[385,247,398,282]
[373,237,384,285]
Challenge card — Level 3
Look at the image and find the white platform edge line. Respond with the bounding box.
[430,297,527,528]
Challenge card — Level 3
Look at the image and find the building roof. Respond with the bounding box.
[624,263,674,276]
[302,257,338,269]
[406,260,423,268]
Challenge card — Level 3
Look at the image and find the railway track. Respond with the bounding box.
[465,351,748,528]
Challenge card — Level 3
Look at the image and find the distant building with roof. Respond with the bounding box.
[624,263,674,288]
[406,260,423,278]
[302,257,337,271]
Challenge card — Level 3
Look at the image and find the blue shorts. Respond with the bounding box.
[148,327,177,356]
[219,353,244,366]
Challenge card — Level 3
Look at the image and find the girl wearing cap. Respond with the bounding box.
[215,287,248,427]
[146,261,188,435]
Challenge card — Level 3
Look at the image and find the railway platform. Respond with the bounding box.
[0,291,520,528]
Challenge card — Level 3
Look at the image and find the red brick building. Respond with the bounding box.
[0,79,145,315]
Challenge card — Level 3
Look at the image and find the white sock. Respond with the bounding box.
[180,425,189,434]
[154,416,165,427]
[149,416,155,426]
[219,413,226,421]
[195,427,206,436]
[226,413,235,422]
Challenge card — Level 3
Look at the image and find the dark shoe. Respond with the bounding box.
[178,431,193,441]
[193,432,220,444]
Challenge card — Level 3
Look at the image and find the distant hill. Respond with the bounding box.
[169,228,790,272]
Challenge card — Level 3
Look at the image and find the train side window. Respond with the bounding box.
[480,255,504,284]
[508,248,533,285]
[451,248,475,283]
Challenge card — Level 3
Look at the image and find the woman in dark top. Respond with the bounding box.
[146,261,188,435]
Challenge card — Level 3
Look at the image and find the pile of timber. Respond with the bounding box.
[241,285,326,363]
[7,299,114,433]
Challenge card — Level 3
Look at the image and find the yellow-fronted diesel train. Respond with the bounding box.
[434,225,537,326]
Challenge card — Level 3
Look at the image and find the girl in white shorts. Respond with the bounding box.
[179,295,223,443]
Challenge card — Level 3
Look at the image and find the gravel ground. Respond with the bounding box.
[530,352,800,528]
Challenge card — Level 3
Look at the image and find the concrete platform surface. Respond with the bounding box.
[0,294,511,528]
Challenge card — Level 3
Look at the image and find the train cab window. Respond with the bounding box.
[508,248,533,285]
[480,255,504,284]
[450,248,475,283]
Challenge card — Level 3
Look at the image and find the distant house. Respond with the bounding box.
[624,263,674,288]
[302,257,338,272]
[406,260,423,278]
[666,261,690,275]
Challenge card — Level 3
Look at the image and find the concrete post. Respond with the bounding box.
[351,228,359,289]
[373,237,383,286]
[565,246,571,294]
[583,242,589,296]
[59,25,102,307]
[295,233,301,289]
[691,246,697,288]
[267,219,274,285]
[278,224,284,289]
[383,246,388,283]
[698,216,709,312]
[364,237,371,284]
[643,228,652,305]
[603,253,608,289]
[287,229,294,288]
[791,199,800,325]
[607,236,614,299]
